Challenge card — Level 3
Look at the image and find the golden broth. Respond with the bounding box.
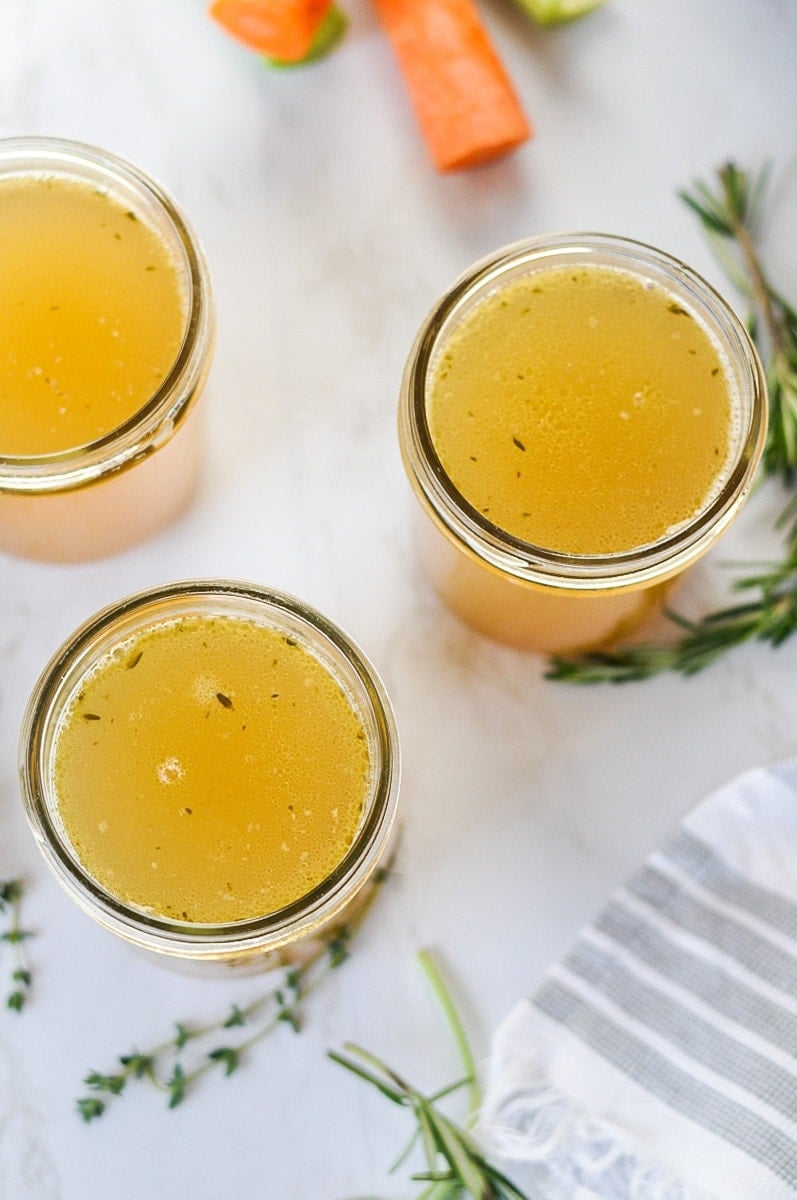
[53,614,370,924]
[428,264,733,556]
[0,174,185,456]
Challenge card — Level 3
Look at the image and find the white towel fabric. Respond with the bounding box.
[480,760,797,1200]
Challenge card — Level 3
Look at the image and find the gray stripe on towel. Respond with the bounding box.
[565,938,797,1120]
[534,978,797,1189]
[597,901,797,1057]
[663,829,797,940]
[627,867,797,997]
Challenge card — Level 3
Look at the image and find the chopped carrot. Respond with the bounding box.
[208,0,333,63]
[370,0,532,171]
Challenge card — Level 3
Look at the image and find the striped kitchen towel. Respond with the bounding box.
[480,759,797,1200]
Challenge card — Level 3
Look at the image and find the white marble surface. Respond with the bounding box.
[0,1,796,1197]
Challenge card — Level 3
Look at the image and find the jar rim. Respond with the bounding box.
[399,232,767,591]
[19,580,401,960]
[0,136,214,494]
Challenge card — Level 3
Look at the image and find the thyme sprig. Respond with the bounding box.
[0,879,34,1013]
[77,924,351,1122]
[330,950,529,1200]
[77,857,392,1121]
[548,162,797,684]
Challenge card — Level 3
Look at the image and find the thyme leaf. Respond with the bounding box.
[207,1045,241,1076]
[77,1097,106,1122]
[223,1003,246,1029]
[167,1063,187,1109]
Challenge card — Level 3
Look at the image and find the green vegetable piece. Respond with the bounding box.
[512,0,606,24]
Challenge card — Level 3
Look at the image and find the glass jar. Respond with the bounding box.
[19,580,400,974]
[399,233,767,654]
[0,137,214,562]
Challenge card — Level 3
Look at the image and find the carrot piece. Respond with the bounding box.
[370,0,532,171]
[208,0,333,63]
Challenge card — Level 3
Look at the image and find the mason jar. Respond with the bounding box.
[0,137,214,562]
[398,234,767,654]
[19,580,400,974]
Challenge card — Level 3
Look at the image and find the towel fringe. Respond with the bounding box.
[480,1074,713,1200]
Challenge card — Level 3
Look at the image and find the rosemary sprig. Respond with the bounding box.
[548,162,797,683]
[548,501,797,682]
[77,925,350,1122]
[0,879,34,1013]
[679,162,797,484]
[330,950,529,1200]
